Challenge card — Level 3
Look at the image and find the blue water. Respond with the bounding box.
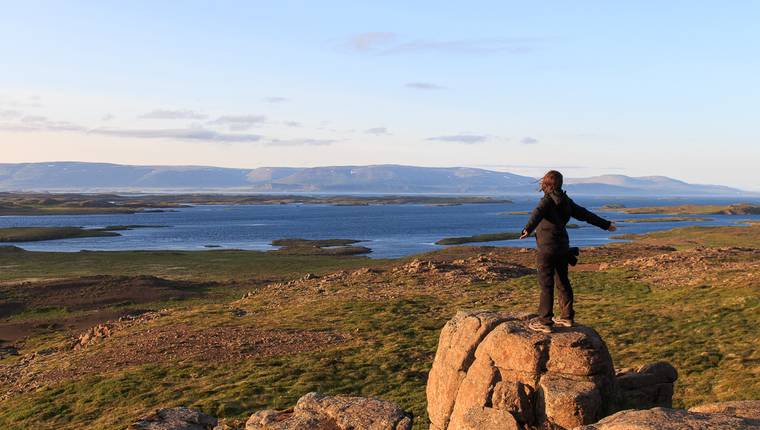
[0,196,757,258]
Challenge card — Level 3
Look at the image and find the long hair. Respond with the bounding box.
[540,170,563,193]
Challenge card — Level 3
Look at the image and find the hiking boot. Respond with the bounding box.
[528,320,552,333]
[553,317,574,328]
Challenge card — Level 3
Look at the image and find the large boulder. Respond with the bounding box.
[614,362,678,409]
[427,311,616,430]
[129,407,218,430]
[245,392,413,430]
[426,311,515,430]
[689,400,760,420]
[575,406,760,429]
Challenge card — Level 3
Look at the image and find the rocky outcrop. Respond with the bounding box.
[130,393,411,430]
[614,362,677,409]
[245,392,413,430]
[393,256,533,283]
[427,311,617,430]
[129,407,218,430]
[426,311,682,430]
[689,400,760,420]
[576,406,760,429]
[73,309,170,349]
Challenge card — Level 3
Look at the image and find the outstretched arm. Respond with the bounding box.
[520,198,548,238]
[570,199,616,231]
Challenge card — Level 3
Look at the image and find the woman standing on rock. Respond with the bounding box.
[519,170,616,333]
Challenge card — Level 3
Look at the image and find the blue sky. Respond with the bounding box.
[1,1,758,188]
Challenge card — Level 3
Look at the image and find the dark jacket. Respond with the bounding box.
[524,189,611,251]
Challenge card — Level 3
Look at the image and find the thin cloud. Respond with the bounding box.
[20,115,48,123]
[427,134,490,144]
[0,114,332,146]
[283,121,301,128]
[263,96,289,103]
[348,32,398,52]
[101,114,115,121]
[264,138,336,146]
[520,137,539,145]
[0,109,22,119]
[347,32,540,55]
[405,82,446,90]
[139,109,208,120]
[8,115,86,132]
[365,127,390,135]
[90,127,263,143]
[0,96,42,108]
[209,114,267,131]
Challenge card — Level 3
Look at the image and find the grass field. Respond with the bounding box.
[0,249,382,283]
[0,222,758,429]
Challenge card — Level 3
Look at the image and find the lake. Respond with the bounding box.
[1,196,757,258]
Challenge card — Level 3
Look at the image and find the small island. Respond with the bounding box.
[601,203,760,215]
[0,225,165,242]
[0,227,121,242]
[621,217,712,223]
[0,192,512,216]
[270,238,371,256]
[435,231,521,245]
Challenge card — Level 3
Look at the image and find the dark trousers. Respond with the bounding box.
[537,249,574,324]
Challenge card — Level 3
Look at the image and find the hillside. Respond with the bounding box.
[0,223,758,429]
[0,162,751,196]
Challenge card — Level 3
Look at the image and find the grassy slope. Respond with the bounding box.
[0,223,758,429]
[0,249,383,282]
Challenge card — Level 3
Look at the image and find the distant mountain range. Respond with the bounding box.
[0,162,751,196]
